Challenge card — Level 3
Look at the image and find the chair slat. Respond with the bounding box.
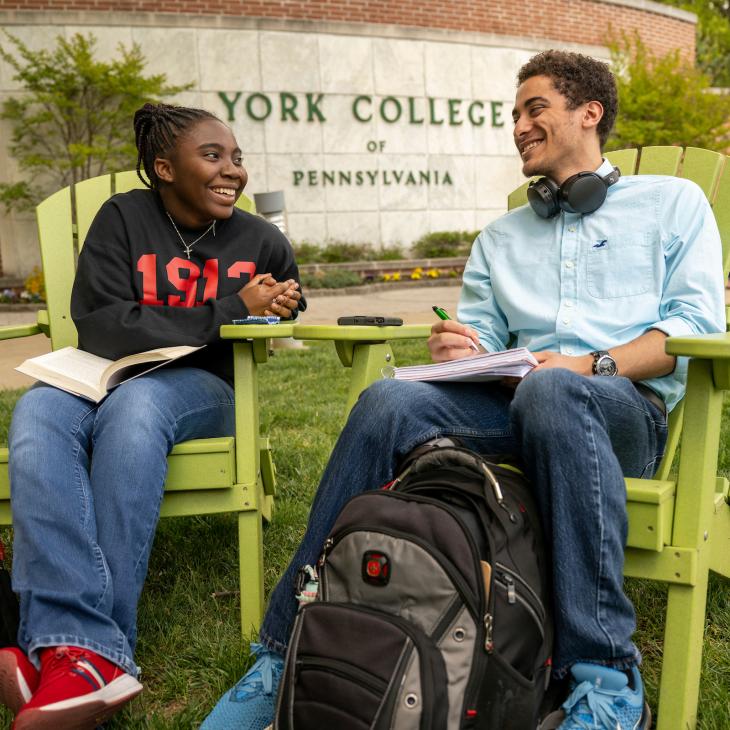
[75,174,113,252]
[681,147,726,200]
[637,146,683,175]
[36,187,78,350]
[507,181,530,211]
[113,170,147,195]
[236,193,256,214]
[605,148,639,175]
[709,158,730,277]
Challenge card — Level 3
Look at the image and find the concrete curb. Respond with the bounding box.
[0,303,43,312]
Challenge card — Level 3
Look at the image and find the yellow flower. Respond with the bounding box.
[410,271,422,280]
[382,273,392,282]
[392,272,401,281]
[24,266,46,298]
[426,268,440,278]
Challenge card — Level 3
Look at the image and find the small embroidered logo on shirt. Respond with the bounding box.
[593,239,607,248]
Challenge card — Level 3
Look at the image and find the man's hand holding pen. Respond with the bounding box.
[428,315,483,362]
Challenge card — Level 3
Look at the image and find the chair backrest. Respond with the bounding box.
[35,171,256,350]
[507,146,729,480]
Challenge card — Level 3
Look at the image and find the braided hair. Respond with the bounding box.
[133,103,220,189]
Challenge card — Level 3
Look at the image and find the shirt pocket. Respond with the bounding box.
[586,233,656,299]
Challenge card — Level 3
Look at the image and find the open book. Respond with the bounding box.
[16,345,203,403]
[383,347,538,383]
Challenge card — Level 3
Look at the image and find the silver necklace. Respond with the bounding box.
[166,211,216,259]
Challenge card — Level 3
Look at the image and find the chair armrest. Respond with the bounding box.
[220,322,296,364]
[220,323,296,340]
[0,323,43,340]
[665,332,730,359]
[292,324,431,367]
[0,308,50,341]
[292,324,431,342]
[666,332,730,390]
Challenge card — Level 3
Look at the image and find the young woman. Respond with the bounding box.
[0,103,303,729]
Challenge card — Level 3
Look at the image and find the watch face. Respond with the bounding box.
[595,354,618,376]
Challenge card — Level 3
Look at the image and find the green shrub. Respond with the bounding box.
[292,241,370,264]
[293,241,407,264]
[291,242,322,265]
[607,32,730,152]
[300,270,364,290]
[293,236,468,264]
[411,231,478,259]
[370,244,406,261]
[317,242,372,263]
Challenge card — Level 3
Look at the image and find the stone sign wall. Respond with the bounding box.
[0,2,696,277]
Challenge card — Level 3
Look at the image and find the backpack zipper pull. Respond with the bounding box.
[484,612,494,653]
[318,538,334,569]
[481,463,518,522]
[503,573,516,604]
[389,463,413,489]
[481,463,503,502]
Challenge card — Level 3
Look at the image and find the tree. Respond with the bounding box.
[693,1,730,88]
[0,32,190,211]
[654,0,730,86]
[607,33,730,152]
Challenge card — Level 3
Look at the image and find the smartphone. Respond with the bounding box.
[232,316,281,325]
[337,316,404,326]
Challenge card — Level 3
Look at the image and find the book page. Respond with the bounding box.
[16,345,204,402]
[383,347,538,383]
[16,347,109,389]
[101,345,202,390]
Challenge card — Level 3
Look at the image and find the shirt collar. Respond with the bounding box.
[596,157,615,177]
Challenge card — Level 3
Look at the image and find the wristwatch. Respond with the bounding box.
[591,351,618,376]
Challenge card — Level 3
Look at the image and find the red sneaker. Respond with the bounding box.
[13,646,142,730]
[0,647,40,713]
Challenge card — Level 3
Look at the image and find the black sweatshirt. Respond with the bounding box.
[71,188,305,385]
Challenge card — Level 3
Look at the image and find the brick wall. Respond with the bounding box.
[0,0,695,59]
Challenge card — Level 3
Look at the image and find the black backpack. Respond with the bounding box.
[275,440,553,730]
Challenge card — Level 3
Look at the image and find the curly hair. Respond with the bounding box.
[517,50,618,148]
[132,103,220,189]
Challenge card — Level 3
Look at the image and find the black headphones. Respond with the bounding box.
[527,166,620,219]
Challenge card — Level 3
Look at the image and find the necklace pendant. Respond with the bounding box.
[166,210,214,260]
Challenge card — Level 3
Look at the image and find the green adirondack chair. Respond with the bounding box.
[291,146,730,730]
[0,170,293,636]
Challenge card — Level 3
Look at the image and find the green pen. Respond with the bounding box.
[432,306,479,351]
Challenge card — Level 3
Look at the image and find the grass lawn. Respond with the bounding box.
[0,338,728,728]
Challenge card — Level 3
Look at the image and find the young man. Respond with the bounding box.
[203,51,725,730]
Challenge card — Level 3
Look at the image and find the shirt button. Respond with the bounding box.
[568,226,576,233]
[566,347,574,355]
[562,318,571,325]
[565,301,574,308]
[565,261,574,269]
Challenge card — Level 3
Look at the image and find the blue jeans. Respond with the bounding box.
[8,367,235,677]
[260,369,667,675]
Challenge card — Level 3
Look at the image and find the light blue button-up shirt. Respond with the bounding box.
[458,158,726,412]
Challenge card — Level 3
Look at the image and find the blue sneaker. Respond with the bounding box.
[201,643,284,730]
[558,663,652,730]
